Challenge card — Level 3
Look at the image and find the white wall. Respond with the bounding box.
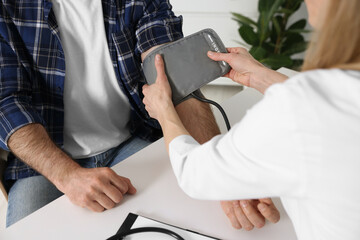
[171,0,257,48]
[170,0,308,89]
[170,0,308,47]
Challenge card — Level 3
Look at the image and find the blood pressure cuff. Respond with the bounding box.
[142,29,231,105]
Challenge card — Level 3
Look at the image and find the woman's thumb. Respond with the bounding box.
[207,51,229,63]
[155,54,166,81]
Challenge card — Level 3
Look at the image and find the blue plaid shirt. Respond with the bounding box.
[0,0,183,181]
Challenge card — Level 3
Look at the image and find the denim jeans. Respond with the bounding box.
[6,136,151,227]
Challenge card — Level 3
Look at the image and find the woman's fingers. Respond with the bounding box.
[207,51,231,63]
[155,54,167,82]
[221,201,242,229]
[221,199,280,231]
[142,54,173,120]
[257,198,281,223]
[233,200,255,231]
[226,47,241,54]
[239,200,265,229]
[208,47,247,62]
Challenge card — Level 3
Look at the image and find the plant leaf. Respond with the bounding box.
[263,41,276,53]
[258,0,285,45]
[286,29,311,34]
[231,12,257,27]
[272,16,282,36]
[277,8,294,15]
[270,23,278,43]
[260,54,293,70]
[282,0,303,13]
[249,46,268,60]
[259,0,275,12]
[257,12,267,45]
[282,33,304,52]
[282,41,309,56]
[270,15,284,44]
[267,0,286,22]
[288,19,307,30]
[239,25,259,45]
[291,1,303,12]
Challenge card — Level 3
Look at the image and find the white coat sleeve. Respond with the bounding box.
[169,84,306,200]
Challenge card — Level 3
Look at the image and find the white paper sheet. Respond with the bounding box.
[125,215,218,240]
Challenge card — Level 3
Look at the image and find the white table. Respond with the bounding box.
[0,88,297,240]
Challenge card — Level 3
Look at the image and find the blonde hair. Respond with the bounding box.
[302,0,360,71]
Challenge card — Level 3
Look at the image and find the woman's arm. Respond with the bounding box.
[142,55,190,152]
[142,54,283,230]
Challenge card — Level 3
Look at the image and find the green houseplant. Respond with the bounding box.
[232,0,309,70]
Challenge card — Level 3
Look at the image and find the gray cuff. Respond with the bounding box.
[175,89,204,106]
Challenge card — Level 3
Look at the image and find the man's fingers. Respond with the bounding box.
[155,54,167,81]
[87,201,105,212]
[102,184,124,204]
[122,177,137,195]
[106,169,129,194]
[240,200,265,229]
[258,199,280,223]
[110,173,137,195]
[232,201,254,231]
[95,192,116,210]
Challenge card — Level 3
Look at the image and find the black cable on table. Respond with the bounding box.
[107,227,185,240]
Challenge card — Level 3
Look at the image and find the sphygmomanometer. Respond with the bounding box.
[143,29,232,131]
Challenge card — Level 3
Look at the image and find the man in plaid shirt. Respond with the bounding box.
[0,0,279,229]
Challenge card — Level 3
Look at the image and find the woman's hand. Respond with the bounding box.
[221,198,280,231]
[142,54,190,153]
[208,47,288,94]
[142,54,174,121]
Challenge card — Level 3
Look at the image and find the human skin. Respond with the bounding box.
[305,0,327,28]
[7,45,223,214]
[142,55,281,230]
[142,0,325,229]
[144,45,284,230]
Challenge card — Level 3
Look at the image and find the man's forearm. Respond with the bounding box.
[8,123,80,191]
[175,98,220,144]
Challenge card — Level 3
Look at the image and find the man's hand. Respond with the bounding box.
[8,124,136,212]
[221,198,280,231]
[58,167,136,212]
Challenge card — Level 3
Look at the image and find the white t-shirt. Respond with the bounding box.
[51,0,131,158]
[169,69,360,240]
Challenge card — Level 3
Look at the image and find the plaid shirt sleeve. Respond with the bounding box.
[134,0,183,55]
[0,38,46,151]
